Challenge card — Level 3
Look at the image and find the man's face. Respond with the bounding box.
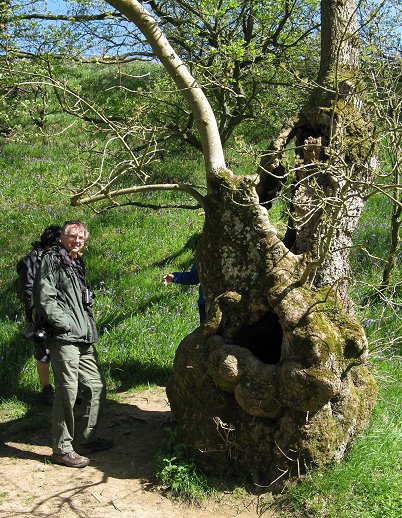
[59,224,86,258]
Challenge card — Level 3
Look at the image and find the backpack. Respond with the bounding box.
[16,243,45,323]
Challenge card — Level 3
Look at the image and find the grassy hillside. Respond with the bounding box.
[0,134,205,396]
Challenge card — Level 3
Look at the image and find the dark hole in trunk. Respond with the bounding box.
[234,311,282,364]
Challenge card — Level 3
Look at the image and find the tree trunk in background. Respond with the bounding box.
[167,0,377,488]
[258,0,377,301]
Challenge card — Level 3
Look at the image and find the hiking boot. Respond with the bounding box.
[76,438,114,454]
[52,451,90,468]
[41,384,54,406]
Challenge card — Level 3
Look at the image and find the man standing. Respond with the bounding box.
[33,220,112,468]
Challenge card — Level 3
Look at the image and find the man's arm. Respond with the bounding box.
[163,263,199,286]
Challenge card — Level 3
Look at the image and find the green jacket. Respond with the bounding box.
[32,247,98,344]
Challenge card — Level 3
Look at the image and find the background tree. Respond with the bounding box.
[359,13,402,293]
[256,0,378,302]
[143,0,321,148]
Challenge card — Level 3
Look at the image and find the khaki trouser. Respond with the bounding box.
[50,341,106,454]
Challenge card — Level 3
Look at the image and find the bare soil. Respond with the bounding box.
[0,387,277,517]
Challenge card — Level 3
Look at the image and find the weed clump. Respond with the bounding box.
[156,426,216,504]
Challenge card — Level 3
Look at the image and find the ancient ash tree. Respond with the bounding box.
[99,0,377,487]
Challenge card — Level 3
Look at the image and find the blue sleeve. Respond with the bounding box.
[172,263,199,285]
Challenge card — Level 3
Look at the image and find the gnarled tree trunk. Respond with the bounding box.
[167,169,376,487]
[167,0,377,488]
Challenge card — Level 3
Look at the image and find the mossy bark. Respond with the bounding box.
[167,169,377,489]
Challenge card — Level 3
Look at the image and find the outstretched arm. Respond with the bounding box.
[162,264,199,286]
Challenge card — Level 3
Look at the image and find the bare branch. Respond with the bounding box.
[71,182,205,208]
[11,11,123,23]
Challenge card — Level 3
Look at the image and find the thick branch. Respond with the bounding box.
[92,200,201,212]
[10,50,154,63]
[104,0,226,178]
[318,0,359,82]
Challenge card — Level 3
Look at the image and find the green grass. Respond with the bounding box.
[0,397,28,422]
[0,135,204,400]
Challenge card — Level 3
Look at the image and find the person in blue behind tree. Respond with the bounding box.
[163,263,206,323]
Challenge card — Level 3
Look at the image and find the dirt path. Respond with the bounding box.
[0,387,276,517]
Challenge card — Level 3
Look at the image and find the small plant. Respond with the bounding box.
[156,427,216,504]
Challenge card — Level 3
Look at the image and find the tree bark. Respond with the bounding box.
[167,168,376,488]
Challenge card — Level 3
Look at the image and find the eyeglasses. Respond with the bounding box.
[62,233,86,242]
